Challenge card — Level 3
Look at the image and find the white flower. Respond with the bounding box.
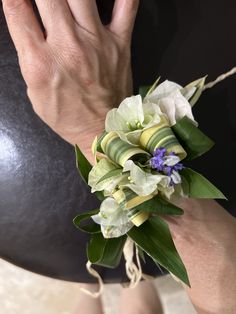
[145,80,182,100]
[88,158,127,194]
[144,80,196,126]
[92,197,133,238]
[122,160,171,197]
[105,95,162,145]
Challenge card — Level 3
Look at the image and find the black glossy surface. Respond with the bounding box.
[0,0,235,283]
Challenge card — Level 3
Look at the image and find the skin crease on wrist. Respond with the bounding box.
[2,0,236,313]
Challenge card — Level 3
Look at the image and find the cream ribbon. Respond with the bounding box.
[123,237,143,289]
[79,261,104,298]
[203,66,236,90]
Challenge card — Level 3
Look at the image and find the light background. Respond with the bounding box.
[0,258,196,314]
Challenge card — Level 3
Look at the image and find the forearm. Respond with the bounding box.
[167,198,236,313]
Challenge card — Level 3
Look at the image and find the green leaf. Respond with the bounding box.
[97,131,107,154]
[146,77,161,96]
[137,247,146,264]
[97,168,122,184]
[181,76,207,107]
[139,86,151,99]
[181,168,227,199]
[87,233,127,268]
[181,174,190,196]
[140,116,187,160]
[128,216,190,286]
[73,209,101,234]
[132,195,184,216]
[95,191,105,201]
[74,144,92,184]
[101,132,149,167]
[139,77,161,99]
[172,116,214,160]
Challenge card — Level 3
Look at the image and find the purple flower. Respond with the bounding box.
[163,166,172,176]
[153,147,166,158]
[173,163,184,172]
[150,147,184,186]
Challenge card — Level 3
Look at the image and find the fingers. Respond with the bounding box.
[2,0,44,53]
[34,0,74,35]
[67,0,102,33]
[109,0,139,41]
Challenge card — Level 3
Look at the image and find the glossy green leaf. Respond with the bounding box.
[75,144,92,184]
[73,209,101,234]
[97,168,122,184]
[87,233,127,268]
[95,191,105,201]
[172,116,214,160]
[181,168,226,199]
[128,216,190,286]
[132,195,184,216]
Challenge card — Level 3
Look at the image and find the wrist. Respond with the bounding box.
[59,100,114,163]
[58,88,133,161]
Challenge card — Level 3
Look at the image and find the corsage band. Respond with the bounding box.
[73,67,236,294]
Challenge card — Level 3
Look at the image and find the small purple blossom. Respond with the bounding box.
[173,163,184,172]
[163,166,172,176]
[150,147,184,186]
[153,147,166,158]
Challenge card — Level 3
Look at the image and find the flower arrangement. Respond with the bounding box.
[73,77,226,287]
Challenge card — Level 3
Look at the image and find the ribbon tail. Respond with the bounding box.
[80,261,104,298]
[123,237,143,289]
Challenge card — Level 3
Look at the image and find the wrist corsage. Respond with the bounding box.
[74,76,226,289]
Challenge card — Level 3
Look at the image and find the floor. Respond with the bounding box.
[0,258,196,314]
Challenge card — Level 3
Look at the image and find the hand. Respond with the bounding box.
[165,199,236,314]
[2,0,139,161]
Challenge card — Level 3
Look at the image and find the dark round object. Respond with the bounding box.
[0,0,235,283]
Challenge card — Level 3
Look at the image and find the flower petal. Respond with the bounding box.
[171,170,182,184]
[105,108,128,133]
[88,158,124,193]
[142,102,162,128]
[158,90,195,126]
[123,160,170,196]
[117,95,144,125]
[144,80,182,103]
[163,155,180,166]
[92,197,133,238]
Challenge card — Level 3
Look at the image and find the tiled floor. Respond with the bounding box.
[0,258,196,314]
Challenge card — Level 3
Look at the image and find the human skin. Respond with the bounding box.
[2,0,136,163]
[167,198,236,313]
[2,0,236,313]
